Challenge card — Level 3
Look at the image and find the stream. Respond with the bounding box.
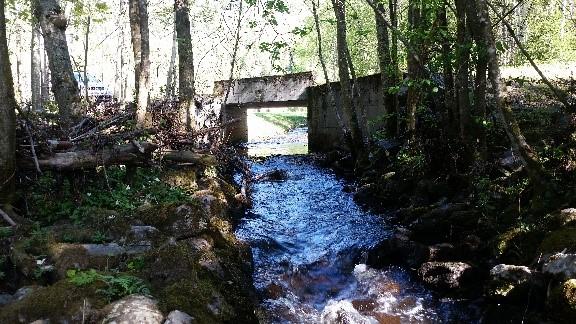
[236,127,478,323]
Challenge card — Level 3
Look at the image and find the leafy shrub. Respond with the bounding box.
[67,269,150,302]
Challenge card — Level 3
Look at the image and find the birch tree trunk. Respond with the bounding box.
[331,0,364,155]
[175,0,195,131]
[33,0,81,129]
[31,17,42,111]
[0,0,17,205]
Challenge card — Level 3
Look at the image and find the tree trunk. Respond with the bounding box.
[32,0,81,129]
[405,0,422,139]
[41,45,50,103]
[374,2,397,138]
[466,1,489,158]
[24,142,157,171]
[83,14,91,100]
[128,0,141,98]
[454,0,471,141]
[175,0,195,131]
[477,0,547,186]
[437,4,456,133]
[165,18,177,100]
[129,0,150,127]
[31,17,42,112]
[331,0,364,155]
[0,0,17,205]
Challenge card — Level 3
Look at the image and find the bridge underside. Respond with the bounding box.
[214,72,313,144]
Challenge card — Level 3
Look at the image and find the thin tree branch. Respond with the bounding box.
[0,208,17,227]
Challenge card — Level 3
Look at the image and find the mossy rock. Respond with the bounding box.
[135,202,204,233]
[162,168,198,193]
[548,279,576,321]
[0,279,108,323]
[144,238,256,323]
[539,227,576,254]
[494,228,545,265]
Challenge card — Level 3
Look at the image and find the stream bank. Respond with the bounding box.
[0,161,259,323]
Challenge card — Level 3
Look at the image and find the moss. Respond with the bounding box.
[0,280,108,323]
[162,168,198,193]
[494,228,545,264]
[539,227,576,254]
[549,279,576,321]
[159,278,230,323]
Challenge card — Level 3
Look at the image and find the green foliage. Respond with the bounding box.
[67,269,150,302]
[254,111,307,131]
[28,167,193,225]
[293,0,379,77]
[127,256,146,272]
[259,41,289,72]
[394,145,426,176]
[522,4,576,63]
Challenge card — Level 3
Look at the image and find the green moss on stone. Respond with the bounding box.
[549,279,576,321]
[0,280,108,323]
[539,227,576,254]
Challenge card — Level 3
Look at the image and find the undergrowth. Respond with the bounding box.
[26,166,193,225]
[67,269,150,302]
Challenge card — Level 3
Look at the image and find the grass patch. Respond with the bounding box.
[254,111,307,132]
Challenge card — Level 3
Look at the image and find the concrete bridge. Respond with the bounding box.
[214,72,386,152]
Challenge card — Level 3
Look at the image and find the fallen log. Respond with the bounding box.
[161,151,218,166]
[22,142,157,171]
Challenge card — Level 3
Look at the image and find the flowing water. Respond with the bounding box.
[236,128,477,323]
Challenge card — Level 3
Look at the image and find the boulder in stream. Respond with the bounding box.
[418,262,475,291]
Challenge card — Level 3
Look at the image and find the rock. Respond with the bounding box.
[367,233,430,268]
[418,262,474,290]
[264,283,285,300]
[162,168,198,192]
[499,150,522,171]
[490,264,532,283]
[543,252,576,280]
[0,280,108,323]
[548,279,576,321]
[428,243,457,261]
[540,227,576,254]
[164,310,194,324]
[253,169,288,182]
[13,286,39,301]
[556,208,576,226]
[102,295,164,324]
[353,183,376,205]
[49,243,150,277]
[0,293,13,306]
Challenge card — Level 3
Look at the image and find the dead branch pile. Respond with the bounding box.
[15,98,238,173]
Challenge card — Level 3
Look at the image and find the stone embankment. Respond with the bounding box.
[0,164,258,323]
